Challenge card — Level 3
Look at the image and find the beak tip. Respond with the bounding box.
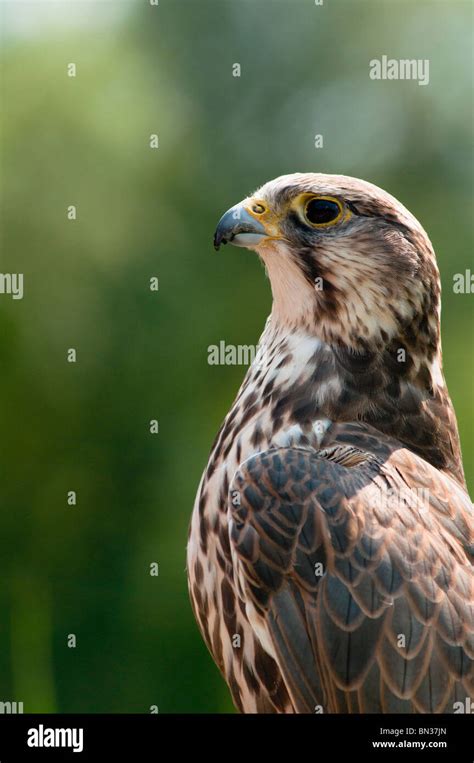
[213,234,225,251]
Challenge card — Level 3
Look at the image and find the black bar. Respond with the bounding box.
[0,713,471,761]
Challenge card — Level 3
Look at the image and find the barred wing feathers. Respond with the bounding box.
[229,439,474,713]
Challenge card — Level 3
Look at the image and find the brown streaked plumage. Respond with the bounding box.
[187,173,473,713]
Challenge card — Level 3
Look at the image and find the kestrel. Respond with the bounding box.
[187,173,473,713]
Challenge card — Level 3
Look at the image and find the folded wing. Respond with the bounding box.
[229,443,474,713]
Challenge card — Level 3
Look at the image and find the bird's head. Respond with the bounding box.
[214,173,440,357]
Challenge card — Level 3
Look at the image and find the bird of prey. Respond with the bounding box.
[187,173,473,713]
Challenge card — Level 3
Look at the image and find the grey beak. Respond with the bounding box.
[214,204,268,251]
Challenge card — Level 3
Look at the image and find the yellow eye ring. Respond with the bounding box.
[251,202,267,215]
[303,195,345,228]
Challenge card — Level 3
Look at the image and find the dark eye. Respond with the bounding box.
[304,197,343,227]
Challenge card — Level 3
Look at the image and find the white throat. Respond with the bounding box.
[258,241,316,329]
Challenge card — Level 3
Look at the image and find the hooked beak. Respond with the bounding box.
[213,203,270,251]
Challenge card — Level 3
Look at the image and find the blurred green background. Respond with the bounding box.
[0,0,472,713]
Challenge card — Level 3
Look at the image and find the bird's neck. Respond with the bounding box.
[253,317,465,487]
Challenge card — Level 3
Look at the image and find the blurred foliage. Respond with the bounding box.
[0,0,472,712]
